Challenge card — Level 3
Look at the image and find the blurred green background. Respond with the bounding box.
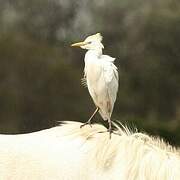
[0,0,179,146]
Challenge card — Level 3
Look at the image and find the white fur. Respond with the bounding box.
[0,121,179,180]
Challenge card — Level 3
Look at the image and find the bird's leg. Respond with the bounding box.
[80,107,99,128]
[107,119,113,139]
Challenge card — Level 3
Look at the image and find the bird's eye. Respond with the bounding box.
[87,41,92,44]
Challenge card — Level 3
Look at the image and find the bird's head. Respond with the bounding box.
[71,33,104,51]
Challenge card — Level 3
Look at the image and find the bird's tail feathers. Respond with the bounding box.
[99,109,111,121]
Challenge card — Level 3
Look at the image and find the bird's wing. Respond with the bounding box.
[101,55,115,62]
[101,55,118,82]
[101,55,119,109]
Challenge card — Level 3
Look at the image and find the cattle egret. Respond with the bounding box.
[71,33,119,137]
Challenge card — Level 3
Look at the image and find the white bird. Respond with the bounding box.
[71,33,119,136]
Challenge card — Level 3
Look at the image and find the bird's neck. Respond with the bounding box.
[86,49,103,57]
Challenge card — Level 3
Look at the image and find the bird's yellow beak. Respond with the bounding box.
[71,41,88,47]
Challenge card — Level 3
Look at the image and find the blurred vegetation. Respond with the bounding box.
[0,0,179,146]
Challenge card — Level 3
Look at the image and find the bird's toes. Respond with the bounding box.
[80,121,92,128]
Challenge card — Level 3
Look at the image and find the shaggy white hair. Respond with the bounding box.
[0,121,179,180]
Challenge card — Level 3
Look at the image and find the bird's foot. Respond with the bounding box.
[80,107,99,128]
[80,120,92,128]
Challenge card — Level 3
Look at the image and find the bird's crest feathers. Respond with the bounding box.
[85,33,103,42]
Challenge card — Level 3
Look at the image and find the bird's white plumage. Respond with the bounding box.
[84,50,118,120]
[71,33,119,123]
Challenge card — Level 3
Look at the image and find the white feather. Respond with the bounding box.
[84,51,118,120]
